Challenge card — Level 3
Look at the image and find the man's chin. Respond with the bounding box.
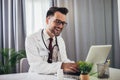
[55,34,60,36]
[54,32,60,36]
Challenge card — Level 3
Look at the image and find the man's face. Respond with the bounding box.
[46,11,67,36]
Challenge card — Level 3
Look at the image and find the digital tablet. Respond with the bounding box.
[85,45,112,72]
[86,45,112,63]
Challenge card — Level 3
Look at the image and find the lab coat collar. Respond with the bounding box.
[43,29,55,43]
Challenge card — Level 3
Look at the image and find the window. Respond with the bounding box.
[25,0,52,36]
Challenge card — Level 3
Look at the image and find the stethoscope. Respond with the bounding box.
[41,29,59,52]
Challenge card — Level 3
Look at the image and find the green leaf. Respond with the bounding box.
[77,61,93,74]
[0,48,26,74]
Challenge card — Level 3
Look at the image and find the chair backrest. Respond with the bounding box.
[20,58,29,73]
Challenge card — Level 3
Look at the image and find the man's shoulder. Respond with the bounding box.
[26,29,42,40]
[57,36,64,42]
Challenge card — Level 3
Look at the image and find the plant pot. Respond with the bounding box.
[79,74,89,80]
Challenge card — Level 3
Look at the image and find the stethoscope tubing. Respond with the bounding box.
[41,29,59,52]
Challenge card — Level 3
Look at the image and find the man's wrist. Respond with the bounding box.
[61,63,64,69]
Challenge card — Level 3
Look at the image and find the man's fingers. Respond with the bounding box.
[70,67,79,72]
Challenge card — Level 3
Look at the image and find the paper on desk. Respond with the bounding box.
[22,73,56,80]
[22,73,76,80]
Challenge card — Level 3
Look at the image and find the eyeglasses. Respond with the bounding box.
[54,19,67,27]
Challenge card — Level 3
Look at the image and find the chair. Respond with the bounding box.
[20,58,30,73]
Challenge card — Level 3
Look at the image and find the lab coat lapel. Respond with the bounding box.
[36,30,49,54]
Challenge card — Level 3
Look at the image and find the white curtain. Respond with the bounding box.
[0,0,26,50]
[55,0,118,67]
[25,0,52,36]
[0,0,26,72]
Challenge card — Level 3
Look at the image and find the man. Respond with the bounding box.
[25,7,79,74]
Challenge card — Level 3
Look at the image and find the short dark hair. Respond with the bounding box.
[46,7,68,18]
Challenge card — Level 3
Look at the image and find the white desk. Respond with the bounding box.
[0,72,76,80]
[0,68,120,80]
[90,68,120,80]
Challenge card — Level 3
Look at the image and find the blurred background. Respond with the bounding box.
[0,0,120,74]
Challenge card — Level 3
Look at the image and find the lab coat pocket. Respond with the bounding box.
[40,51,48,56]
[39,51,48,61]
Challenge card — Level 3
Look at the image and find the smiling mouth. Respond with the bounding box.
[55,28,61,32]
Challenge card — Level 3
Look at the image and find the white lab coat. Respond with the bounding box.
[25,29,72,74]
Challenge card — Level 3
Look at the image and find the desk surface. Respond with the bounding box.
[0,68,120,80]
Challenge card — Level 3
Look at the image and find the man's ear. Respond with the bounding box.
[46,17,50,24]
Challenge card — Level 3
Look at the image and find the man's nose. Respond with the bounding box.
[58,23,64,28]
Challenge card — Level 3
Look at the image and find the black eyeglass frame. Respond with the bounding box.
[53,19,67,27]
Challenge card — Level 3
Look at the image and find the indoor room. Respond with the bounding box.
[0,0,120,80]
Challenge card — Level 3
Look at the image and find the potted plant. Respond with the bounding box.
[77,61,93,80]
[0,48,26,74]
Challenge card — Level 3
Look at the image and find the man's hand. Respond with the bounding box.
[61,63,79,73]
